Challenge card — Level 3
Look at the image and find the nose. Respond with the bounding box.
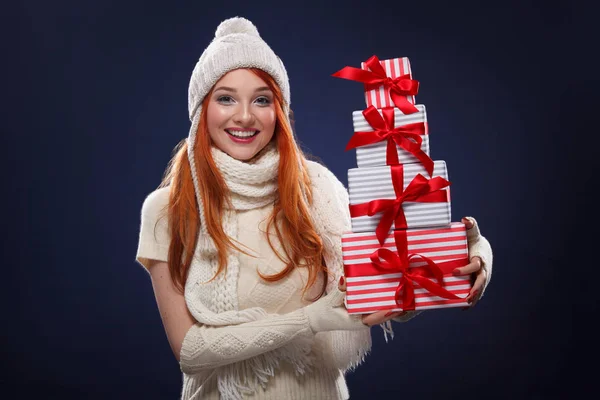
[233,103,255,126]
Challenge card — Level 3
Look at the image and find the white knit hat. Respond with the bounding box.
[185,17,295,235]
[187,16,291,123]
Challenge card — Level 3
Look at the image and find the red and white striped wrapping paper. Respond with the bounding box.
[361,57,415,109]
[348,162,451,233]
[342,223,471,314]
[352,105,430,168]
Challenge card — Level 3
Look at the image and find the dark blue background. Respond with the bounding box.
[4,0,596,398]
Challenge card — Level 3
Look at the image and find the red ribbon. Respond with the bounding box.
[368,230,469,311]
[332,55,420,114]
[346,106,433,175]
[349,165,450,245]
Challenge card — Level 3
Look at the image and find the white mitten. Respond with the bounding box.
[463,216,493,297]
[304,286,369,333]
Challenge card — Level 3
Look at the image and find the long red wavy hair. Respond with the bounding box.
[157,68,327,299]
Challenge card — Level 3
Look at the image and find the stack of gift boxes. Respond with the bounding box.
[332,55,473,314]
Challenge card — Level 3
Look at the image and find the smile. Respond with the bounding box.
[225,129,260,138]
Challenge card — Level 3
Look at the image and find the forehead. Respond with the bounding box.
[214,69,269,89]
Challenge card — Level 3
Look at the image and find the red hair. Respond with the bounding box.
[157,68,327,299]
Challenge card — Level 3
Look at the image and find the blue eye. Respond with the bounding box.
[255,96,272,106]
[217,95,234,104]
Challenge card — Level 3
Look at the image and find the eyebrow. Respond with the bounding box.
[214,86,272,93]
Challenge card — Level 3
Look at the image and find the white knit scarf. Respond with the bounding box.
[186,141,283,321]
[181,141,371,399]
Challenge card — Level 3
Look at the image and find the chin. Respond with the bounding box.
[226,148,258,162]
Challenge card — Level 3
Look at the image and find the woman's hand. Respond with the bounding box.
[338,276,405,327]
[453,216,488,307]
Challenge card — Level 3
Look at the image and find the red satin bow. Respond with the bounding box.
[349,165,450,245]
[332,55,419,114]
[346,106,433,175]
[368,231,468,310]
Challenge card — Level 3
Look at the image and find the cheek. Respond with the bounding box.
[260,109,277,130]
[206,107,232,139]
[207,106,229,126]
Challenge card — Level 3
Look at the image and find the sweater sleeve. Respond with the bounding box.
[135,187,171,272]
[306,161,373,370]
[179,308,315,374]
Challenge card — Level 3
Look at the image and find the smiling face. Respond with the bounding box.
[205,69,277,161]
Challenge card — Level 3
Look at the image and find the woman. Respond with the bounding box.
[135,17,493,400]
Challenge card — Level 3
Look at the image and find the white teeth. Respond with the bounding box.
[226,130,258,138]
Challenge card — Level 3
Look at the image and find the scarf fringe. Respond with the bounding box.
[380,321,395,343]
[328,329,372,373]
[342,341,371,374]
[188,335,315,400]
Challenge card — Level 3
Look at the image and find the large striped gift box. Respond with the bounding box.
[361,56,416,110]
[342,223,472,314]
[348,162,451,235]
[351,105,430,168]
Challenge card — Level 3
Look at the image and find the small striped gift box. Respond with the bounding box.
[362,57,415,109]
[342,223,471,314]
[348,162,451,235]
[351,105,430,168]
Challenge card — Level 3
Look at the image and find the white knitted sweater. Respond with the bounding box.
[139,192,357,399]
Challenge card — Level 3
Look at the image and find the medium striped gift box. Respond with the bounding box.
[348,162,451,234]
[362,57,415,109]
[342,223,471,314]
[351,105,430,168]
